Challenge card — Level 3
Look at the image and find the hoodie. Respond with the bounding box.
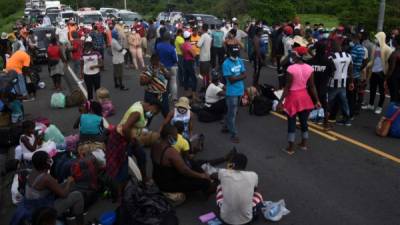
[367,32,394,76]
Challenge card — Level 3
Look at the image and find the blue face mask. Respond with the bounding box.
[168,136,177,145]
[145,111,153,119]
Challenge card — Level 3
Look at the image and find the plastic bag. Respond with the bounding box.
[50,93,66,108]
[261,199,290,222]
[91,149,106,168]
[44,125,65,145]
[11,174,23,204]
[309,108,324,121]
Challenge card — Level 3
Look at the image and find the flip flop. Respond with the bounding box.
[281,148,295,155]
[297,144,308,151]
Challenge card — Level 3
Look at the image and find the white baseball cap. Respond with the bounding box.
[183,31,191,39]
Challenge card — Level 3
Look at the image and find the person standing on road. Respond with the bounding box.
[222,46,247,143]
[277,47,320,155]
[174,29,185,87]
[133,20,147,57]
[156,32,178,102]
[80,38,103,100]
[47,37,66,91]
[128,29,145,70]
[197,24,212,90]
[211,24,225,70]
[70,31,83,76]
[181,31,198,101]
[147,20,157,56]
[55,22,69,59]
[308,42,335,128]
[252,27,267,86]
[190,27,201,67]
[90,25,106,67]
[111,30,129,91]
[387,35,400,103]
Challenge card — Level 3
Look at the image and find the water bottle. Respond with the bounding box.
[268,204,281,218]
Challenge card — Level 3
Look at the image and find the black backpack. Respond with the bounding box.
[249,96,272,116]
[197,109,223,123]
[116,176,178,225]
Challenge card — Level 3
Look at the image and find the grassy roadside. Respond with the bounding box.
[298,14,339,28]
[0,10,24,33]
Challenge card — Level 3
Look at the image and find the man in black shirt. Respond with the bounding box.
[308,42,335,127]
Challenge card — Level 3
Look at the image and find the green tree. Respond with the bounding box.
[249,0,296,24]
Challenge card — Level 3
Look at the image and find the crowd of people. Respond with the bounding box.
[1,10,400,225]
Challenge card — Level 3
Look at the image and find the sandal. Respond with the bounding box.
[281,148,295,155]
[230,136,240,143]
[297,144,308,151]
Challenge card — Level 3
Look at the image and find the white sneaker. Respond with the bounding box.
[374,107,383,115]
[361,104,374,110]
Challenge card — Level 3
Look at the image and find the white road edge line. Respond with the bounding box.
[67,65,88,99]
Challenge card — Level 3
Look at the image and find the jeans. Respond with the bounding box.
[225,96,239,137]
[177,55,184,86]
[253,54,265,86]
[346,78,363,117]
[328,87,350,118]
[113,63,124,86]
[84,73,101,100]
[211,47,225,69]
[14,74,28,97]
[183,60,196,91]
[167,66,178,101]
[369,72,385,107]
[287,110,309,142]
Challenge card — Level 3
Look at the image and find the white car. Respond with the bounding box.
[77,10,103,26]
[117,10,142,27]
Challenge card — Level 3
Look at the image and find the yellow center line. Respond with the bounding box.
[271,112,400,164]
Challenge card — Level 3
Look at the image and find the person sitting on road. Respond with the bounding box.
[151,124,212,194]
[172,121,191,159]
[160,96,194,140]
[73,100,104,143]
[204,70,226,118]
[16,151,85,225]
[17,120,42,158]
[214,153,263,225]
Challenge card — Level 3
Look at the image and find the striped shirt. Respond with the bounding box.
[351,44,365,78]
[143,65,168,94]
[329,52,352,88]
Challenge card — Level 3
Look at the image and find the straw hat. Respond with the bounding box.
[1,32,8,40]
[175,97,191,110]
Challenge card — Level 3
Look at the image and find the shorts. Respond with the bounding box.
[199,61,211,75]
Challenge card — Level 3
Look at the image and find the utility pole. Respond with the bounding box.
[124,0,127,9]
[377,0,386,31]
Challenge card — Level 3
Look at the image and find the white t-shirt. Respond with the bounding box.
[81,51,102,75]
[205,82,224,105]
[56,27,69,44]
[235,29,248,41]
[218,169,258,225]
[197,32,212,62]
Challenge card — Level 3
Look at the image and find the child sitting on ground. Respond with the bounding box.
[16,120,43,161]
[172,121,192,160]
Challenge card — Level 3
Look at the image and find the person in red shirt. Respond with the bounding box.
[71,31,83,76]
[47,37,67,90]
[77,23,86,38]
[134,20,147,56]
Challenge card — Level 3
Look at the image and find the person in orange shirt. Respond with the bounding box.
[6,50,31,96]
[190,27,200,67]
[67,20,78,42]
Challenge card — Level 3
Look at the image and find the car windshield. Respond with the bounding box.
[82,15,102,24]
[62,13,74,18]
[47,14,59,22]
[120,13,140,21]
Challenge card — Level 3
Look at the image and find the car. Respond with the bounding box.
[117,10,142,27]
[60,10,78,23]
[24,8,32,17]
[77,10,103,26]
[99,7,119,17]
[31,27,56,62]
[191,13,223,29]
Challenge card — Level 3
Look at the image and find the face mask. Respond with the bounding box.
[230,56,238,61]
[145,111,153,119]
[177,108,187,114]
[47,158,53,169]
[124,29,129,32]
[349,42,355,47]
[34,36,38,41]
[168,136,177,145]
[46,33,51,39]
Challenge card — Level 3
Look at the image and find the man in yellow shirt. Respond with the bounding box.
[174,29,185,87]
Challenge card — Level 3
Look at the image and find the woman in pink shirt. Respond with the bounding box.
[181,31,198,100]
[277,47,320,155]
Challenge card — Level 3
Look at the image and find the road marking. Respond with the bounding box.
[67,66,88,99]
[271,112,338,141]
[271,111,400,164]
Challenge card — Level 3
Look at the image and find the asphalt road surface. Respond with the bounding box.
[2,52,400,225]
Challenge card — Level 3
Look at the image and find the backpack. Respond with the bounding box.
[0,70,18,94]
[259,84,278,101]
[249,96,272,116]
[197,109,222,123]
[50,93,66,108]
[66,89,85,107]
[116,176,178,225]
[385,103,400,138]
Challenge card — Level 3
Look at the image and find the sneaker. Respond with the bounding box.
[336,119,352,127]
[374,107,383,115]
[361,104,374,110]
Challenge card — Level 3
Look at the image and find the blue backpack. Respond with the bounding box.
[385,103,400,138]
